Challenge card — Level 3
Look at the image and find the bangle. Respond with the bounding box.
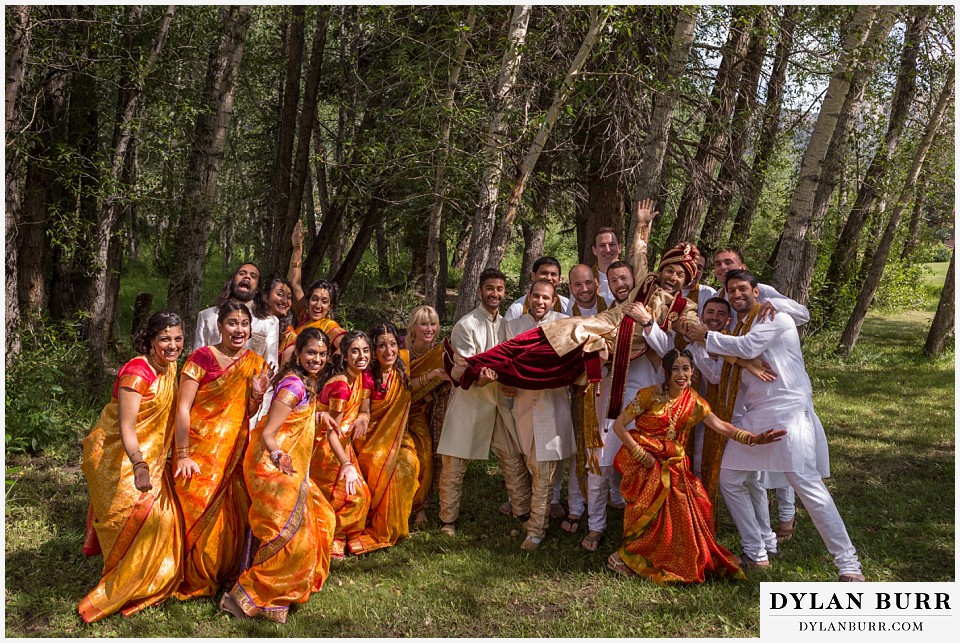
[175,445,191,460]
[129,450,144,464]
[270,449,284,465]
[291,261,302,268]
[132,461,149,471]
[733,429,755,446]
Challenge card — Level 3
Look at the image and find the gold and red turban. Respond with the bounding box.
[657,243,700,286]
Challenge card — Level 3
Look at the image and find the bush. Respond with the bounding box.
[5,316,100,457]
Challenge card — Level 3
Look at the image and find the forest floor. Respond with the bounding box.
[4,265,954,637]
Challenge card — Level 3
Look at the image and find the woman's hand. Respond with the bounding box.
[271,449,296,476]
[291,220,305,247]
[132,463,153,491]
[352,414,370,439]
[752,428,787,445]
[338,462,361,496]
[252,365,276,400]
[316,410,338,434]
[743,358,777,382]
[629,443,655,468]
[174,457,201,479]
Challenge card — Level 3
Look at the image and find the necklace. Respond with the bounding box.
[147,352,167,373]
[663,393,684,441]
[214,343,241,361]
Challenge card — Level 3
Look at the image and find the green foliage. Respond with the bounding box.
[5,317,100,458]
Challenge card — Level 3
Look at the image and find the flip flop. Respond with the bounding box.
[560,514,581,534]
[581,530,605,552]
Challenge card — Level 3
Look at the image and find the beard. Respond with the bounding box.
[230,280,255,303]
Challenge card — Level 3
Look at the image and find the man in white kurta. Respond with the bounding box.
[688,270,863,580]
[436,268,531,536]
[505,280,576,550]
[504,256,569,321]
[193,262,279,425]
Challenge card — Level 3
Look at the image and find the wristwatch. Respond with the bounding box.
[641,318,654,328]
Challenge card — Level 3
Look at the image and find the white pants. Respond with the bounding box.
[551,455,584,510]
[720,469,778,561]
[585,465,623,532]
[722,468,861,574]
[774,486,796,522]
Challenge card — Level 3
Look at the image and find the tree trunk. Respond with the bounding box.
[486,6,608,268]
[900,173,929,262]
[333,189,387,292]
[455,5,532,322]
[167,5,252,346]
[825,6,929,291]
[838,68,953,356]
[923,249,955,356]
[435,234,449,322]
[424,8,476,308]
[770,5,892,302]
[698,8,769,256]
[729,5,796,247]
[580,123,626,266]
[5,5,30,361]
[375,220,390,282]
[518,217,547,294]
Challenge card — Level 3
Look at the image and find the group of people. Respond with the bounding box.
[79,202,864,625]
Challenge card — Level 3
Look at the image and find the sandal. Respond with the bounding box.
[581,530,605,552]
[776,518,796,543]
[560,514,581,534]
[606,552,637,578]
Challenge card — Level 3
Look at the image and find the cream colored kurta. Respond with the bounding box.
[505,311,576,462]
[504,293,570,322]
[436,306,519,460]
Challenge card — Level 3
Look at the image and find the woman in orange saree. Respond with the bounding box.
[405,306,451,527]
[79,312,185,623]
[172,303,273,599]
[352,322,420,553]
[606,349,784,584]
[310,330,373,557]
[281,279,346,361]
[221,328,339,622]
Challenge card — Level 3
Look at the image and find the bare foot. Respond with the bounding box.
[413,509,428,528]
[220,593,248,620]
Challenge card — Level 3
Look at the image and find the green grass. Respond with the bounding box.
[5,305,954,636]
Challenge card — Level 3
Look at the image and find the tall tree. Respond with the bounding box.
[838,67,954,356]
[455,5,532,321]
[167,5,253,345]
[923,248,955,357]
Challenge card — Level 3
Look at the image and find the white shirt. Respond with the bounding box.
[701,313,830,477]
[506,311,576,462]
[564,294,614,317]
[682,283,718,317]
[718,283,810,327]
[436,306,517,460]
[504,293,570,322]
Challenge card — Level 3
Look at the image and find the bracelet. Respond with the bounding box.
[270,449,284,465]
[129,450,144,464]
[132,461,149,471]
[174,445,191,460]
[291,261,302,268]
[252,392,264,402]
[733,429,755,446]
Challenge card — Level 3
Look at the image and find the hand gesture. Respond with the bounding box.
[635,198,659,227]
[477,367,498,387]
[434,367,452,383]
[743,358,777,382]
[684,321,708,344]
[275,451,296,476]
[291,220,305,248]
[174,456,201,479]
[352,414,370,439]
[316,410,338,434]
[753,428,786,445]
[757,301,778,322]
[338,462,361,496]
[252,365,275,399]
[623,302,653,326]
[133,463,153,491]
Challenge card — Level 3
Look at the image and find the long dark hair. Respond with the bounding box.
[305,279,340,317]
[214,262,261,306]
[368,321,410,394]
[661,348,694,389]
[133,310,183,355]
[253,277,293,326]
[331,329,369,377]
[271,327,332,400]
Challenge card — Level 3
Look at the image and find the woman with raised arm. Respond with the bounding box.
[310,330,373,557]
[79,312,185,623]
[352,322,420,553]
[281,279,346,362]
[221,328,339,622]
[405,306,450,527]
[172,302,273,599]
[605,348,785,583]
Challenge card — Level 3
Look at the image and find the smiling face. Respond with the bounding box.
[701,301,731,332]
[532,263,561,287]
[726,277,759,315]
[478,277,506,315]
[527,281,556,322]
[657,264,688,294]
[665,355,694,395]
[607,266,634,303]
[218,309,251,351]
[231,263,260,302]
[298,337,328,376]
[375,331,399,369]
[152,325,185,364]
[713,250,745,285]
[412,316,439,345]
[268,282,293,318]
[307,287,332,321]
[568,265,598,308]
[592,232,621,270]
[345,337,371,373]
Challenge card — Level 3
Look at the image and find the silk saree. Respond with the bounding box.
[406,343,449,515]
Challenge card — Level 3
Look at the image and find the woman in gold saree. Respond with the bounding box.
[79,312,185,623]
[352,322,419,553]
[606,349,783,584]
[281,279,346,361]
[405,306,450,527]
[221,328,339,622]
[172,302,273,599]
[311,330,373,557]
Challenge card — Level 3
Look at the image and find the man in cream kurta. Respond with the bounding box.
[436,268,530,536]
[505,280,576,550]
[687,269,863,580]
[504,256,569,322]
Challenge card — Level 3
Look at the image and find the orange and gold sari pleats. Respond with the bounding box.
[173,352,262,599]
[79,365,183,623]
[352,358,418,554]
[408,344,448,513]
[228,399,335,622]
